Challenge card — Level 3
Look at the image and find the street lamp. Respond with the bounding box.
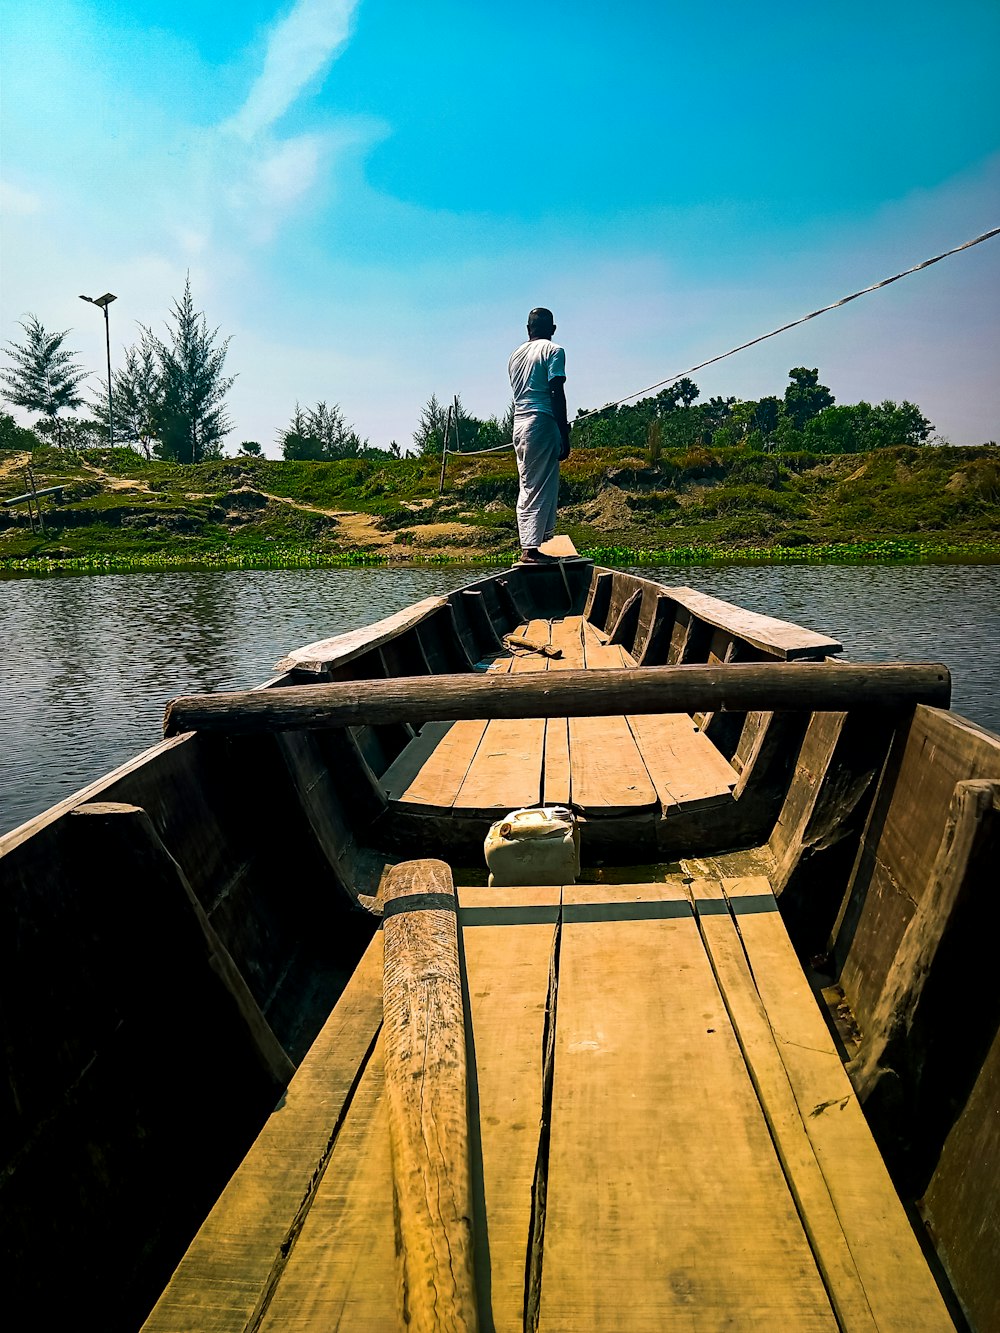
[80,292,117,448]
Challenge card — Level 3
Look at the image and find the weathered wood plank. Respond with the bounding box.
[849,779,1000,1101]
[603,573,640,634]
[659,585,843,659]
[689,878,878,1332]
[635,592,677,665]
[607,587,642,649]
[397,720,490,813]
[380,720,455,801]
[142,934,385,1332]
[567,714,657,815]
[579,618,618,665]
[255,1033,396,1332]
[275,731,360,904]
[922,1021,1000,1333]
[547,616,586,669]
[669,607,698,663]
[164,664,953,737]
[537,534,579,558]
[626,712,736,812]
[769,711,896,954]
[458,886,561,1333]
[457,589,504,657]
[455,718,546,815]
[836,706,1000,1041]
[583,569,614,627]
[770,712,850,866]
[275,597,450,675]
[539,884,837,1331]
[381,861,478,1333]
[722,876,954,1330]
[542,718,571,806]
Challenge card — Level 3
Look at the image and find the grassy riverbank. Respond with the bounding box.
[2,442,998,574]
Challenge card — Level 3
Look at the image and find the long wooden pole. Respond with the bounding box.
[381,860,479,1332]
[163,662,951,737]
[438,403,453,497]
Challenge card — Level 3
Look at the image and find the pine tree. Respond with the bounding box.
[101,342,159,458]
[142,277,235,463]
[278,401,364,459]
[413,393,449,455]
[1,315,88,446]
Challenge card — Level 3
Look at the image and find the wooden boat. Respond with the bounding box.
[2,541,998,1331]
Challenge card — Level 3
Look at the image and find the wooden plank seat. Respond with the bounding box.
[147,864,953,1330]
[380,615,737,821]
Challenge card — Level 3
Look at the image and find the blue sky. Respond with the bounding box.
[2,0,998,453]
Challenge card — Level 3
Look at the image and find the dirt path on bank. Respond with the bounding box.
[0,454,492,557]
[0,451,30,484]
[254,490,485,555]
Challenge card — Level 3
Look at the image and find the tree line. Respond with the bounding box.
[571,368,934,456]
[3,286,939,462]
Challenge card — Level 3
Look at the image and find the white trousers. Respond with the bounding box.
[513,413,560,549]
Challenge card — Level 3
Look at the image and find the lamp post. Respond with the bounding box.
[80,292,117,448]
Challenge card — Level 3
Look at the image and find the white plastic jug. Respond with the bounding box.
[484,806,580,887]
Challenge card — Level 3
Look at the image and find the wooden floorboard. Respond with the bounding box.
[459,886,560,1333]
[689,878,879,1331]
[538,884,836,1331]
[568,713,657,814]
[571,618,656,812]
[256,1033,396,1332]
[548,616,586,669]
[507,619,553,674]
[627,711,736,812]
[380,720,453,801]
[397,718,490,814]
[152,869,956,1331]
[582,629,629,670]
[542,717,571,806]
[454,717,546,815]
[722,876,955,1331]
[391,615,731,827]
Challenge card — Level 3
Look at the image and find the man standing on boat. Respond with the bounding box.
[508,307,570,565]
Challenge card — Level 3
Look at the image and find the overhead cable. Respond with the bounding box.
[443,223,999,458]
[590,223,1000,416]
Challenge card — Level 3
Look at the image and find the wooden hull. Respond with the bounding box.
[1,559,997,1330]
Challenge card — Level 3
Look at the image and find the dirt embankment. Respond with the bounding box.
[3,442,998,562]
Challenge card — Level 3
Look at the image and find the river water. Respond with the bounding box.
[2,563,998,837]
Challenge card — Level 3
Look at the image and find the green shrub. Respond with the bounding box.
[694,485,803,518]
[728,455,784,488]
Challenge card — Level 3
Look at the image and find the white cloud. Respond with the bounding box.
[196,0,379,248]
[227,0,360,140]
[256,134,323,206]
[0,179,42,215]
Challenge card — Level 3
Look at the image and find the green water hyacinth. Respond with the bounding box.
[2,537,999,578]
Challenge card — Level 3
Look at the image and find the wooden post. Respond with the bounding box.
[438,403,454,497]
[381,860,479,1332]
[164,662,953,737]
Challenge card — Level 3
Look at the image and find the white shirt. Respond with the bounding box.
[508,338,566,418]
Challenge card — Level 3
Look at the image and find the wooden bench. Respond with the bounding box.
[145,861,954,1330]
[381,615,737,822]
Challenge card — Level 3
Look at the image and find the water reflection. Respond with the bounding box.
[1,562,997,836]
